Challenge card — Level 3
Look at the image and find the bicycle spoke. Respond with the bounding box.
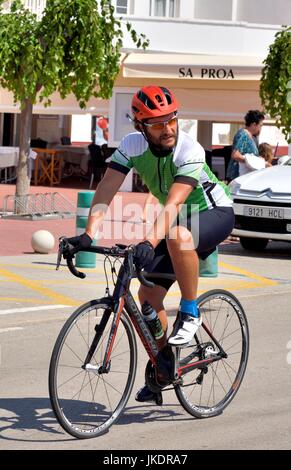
[220,357,240,376]
[175,290,249,418]
[99,375,124,396]
[220,358,236,385]
[49,301,137,438]
[85,372,101,424]
[56,367,85,390]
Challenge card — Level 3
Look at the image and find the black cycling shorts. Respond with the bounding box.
[144,206,234,291]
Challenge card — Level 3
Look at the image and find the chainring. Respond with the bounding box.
[145,360,164,393]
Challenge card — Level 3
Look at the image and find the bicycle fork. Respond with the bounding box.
[82,298,124,374]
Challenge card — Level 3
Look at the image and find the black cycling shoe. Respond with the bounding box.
[135,385,163,405]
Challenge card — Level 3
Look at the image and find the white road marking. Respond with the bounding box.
[0,305,71,315]
[0,327,24,333]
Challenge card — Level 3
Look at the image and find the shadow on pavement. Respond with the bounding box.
[0,396,190,443]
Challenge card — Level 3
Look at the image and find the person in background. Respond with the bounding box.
[226,110,265,181]
[238,142,273,176]
[258,142,273,167]
[95,116,108,145]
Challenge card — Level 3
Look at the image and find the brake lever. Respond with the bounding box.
[125,247,135,277]
[56,248,62,271]
[56,236,67,271]
[56,236,74,270]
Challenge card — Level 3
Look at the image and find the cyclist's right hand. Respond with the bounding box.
[134,240,155,270]
[66,233,93,252]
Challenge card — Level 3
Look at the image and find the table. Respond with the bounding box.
[55,145,90,173]
[0,146,37,182]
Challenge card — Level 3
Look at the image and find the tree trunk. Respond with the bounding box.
[15,99,33,214]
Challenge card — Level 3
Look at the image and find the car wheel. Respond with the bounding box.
[240,237,269,251]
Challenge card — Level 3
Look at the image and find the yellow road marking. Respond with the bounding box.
[0,263,105,274]
[0,258,278,310]
[0,267,79,306]
[0,297,57,304]
[0,261,278,286]
[167,281,274,298]
[218,261,278,286]
[39,279,106,286]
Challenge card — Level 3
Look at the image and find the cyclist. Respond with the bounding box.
[67,85,234,403]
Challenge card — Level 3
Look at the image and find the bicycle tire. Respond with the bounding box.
[175,289,249,418]
[49,298,137,438]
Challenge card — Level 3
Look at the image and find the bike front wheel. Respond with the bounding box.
[49,298,137,438]
[175,289,249,418]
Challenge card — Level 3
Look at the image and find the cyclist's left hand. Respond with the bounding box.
[134,240,155,269]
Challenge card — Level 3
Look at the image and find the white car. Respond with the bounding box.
[229,156,291,250]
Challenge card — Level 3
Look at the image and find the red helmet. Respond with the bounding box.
[131,86,178,121]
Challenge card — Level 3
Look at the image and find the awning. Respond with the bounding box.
[169,87,261,121]
[0,89,109,115]
[122,53,264,81]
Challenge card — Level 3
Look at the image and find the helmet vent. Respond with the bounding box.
[161,87,173,105]
[137,91,156,110]
[155,94,163,104]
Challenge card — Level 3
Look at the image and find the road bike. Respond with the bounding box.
[49,238,249,439]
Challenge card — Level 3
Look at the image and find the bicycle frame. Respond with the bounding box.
[60,241,228,384]
[81,252,160,375]
[176,322,228,378]
[81,251,227,382]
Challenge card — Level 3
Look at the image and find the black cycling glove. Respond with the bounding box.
[67,233,93,251]
[134,240,155,269]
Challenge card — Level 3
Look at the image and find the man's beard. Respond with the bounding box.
[145,130,178,158]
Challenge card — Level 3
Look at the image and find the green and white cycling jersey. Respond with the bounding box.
[109,130,232,213]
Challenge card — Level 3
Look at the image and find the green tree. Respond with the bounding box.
[260,25,291,146]
[0,0,148,209]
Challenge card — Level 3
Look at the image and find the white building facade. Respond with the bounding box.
[109,0,290,150]
[0,0,290,151]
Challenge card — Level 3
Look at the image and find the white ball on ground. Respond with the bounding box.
[31,230,55,254]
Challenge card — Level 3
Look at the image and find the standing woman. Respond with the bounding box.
[226,110,265,181]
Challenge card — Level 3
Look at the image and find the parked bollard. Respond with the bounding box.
[199,247,218,277]
[76,191,96,268]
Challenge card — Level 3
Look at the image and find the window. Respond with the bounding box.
[116,0,128,15]
[194,0,232,21]
[154,0,166,17]
[150,0,179,18]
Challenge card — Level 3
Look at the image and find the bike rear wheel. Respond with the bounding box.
[49,298,137,438]
[175,289,249,418]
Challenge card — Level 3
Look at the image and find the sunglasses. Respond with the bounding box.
[126,113,178,131]
[142,113,178,131]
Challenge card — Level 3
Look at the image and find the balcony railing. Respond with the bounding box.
[2,1,46,18]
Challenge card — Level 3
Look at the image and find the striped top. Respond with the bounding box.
[109,130,232,213]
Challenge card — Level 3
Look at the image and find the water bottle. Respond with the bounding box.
[141,301,164,340]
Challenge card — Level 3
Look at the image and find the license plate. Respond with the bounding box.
[243,206,284,219]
